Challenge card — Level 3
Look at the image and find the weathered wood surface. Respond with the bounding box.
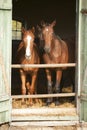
[12,93,75,99]
[11,121,79,127]
[11,63,76,68]
[12,108,77,116]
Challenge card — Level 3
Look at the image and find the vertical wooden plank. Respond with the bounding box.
[78,0,87,122]
[0,0,12,124]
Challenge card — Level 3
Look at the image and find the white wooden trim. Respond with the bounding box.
[12,93,75,99]
[12,108,77,116]
[11,120,79,126]
[11,63,76,68]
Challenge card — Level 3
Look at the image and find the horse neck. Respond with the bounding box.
[49,35,62,58]
[30,43,38,61]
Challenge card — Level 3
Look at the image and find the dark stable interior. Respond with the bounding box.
[12,0,76,98]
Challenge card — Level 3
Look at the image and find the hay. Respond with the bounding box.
[12,98,75,109]
[12,85,75,109]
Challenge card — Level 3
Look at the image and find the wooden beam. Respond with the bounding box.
[11,120,79,127]
[11,63,76,68]
[12,108,77,116]
[12,108,78,122]
[12,93,75,99]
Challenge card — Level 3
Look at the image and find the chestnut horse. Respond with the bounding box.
[17,27,40,105]
[37,21,68,105]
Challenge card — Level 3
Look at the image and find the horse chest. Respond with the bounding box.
[43,53,61,64]
[22,68,37,73]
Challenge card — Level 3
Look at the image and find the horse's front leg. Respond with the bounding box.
[46,69,53,105]
[55,70,62,105]
[29,71,38,105]
[20,69,26,103]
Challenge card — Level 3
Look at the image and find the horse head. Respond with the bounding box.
[22,27,35,59]
[40,20,56,53]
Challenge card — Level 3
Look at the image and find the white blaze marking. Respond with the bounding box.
[26,35,31,57]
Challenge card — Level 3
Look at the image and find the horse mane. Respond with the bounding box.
[56,35,62,42]
[17,42,24,52]
[53,33,62,44]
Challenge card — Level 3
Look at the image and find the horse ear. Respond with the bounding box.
[31,27,35,33]
[41,20,45,27]
[37,25,41,32]
[51,20,56,27]
[22,27,26,33]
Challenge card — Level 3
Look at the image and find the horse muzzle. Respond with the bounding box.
[44,46,51,53]
[25,54,31,60]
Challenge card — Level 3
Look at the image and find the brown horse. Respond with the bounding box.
[17,27,40,105]
[37,20,68,105]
